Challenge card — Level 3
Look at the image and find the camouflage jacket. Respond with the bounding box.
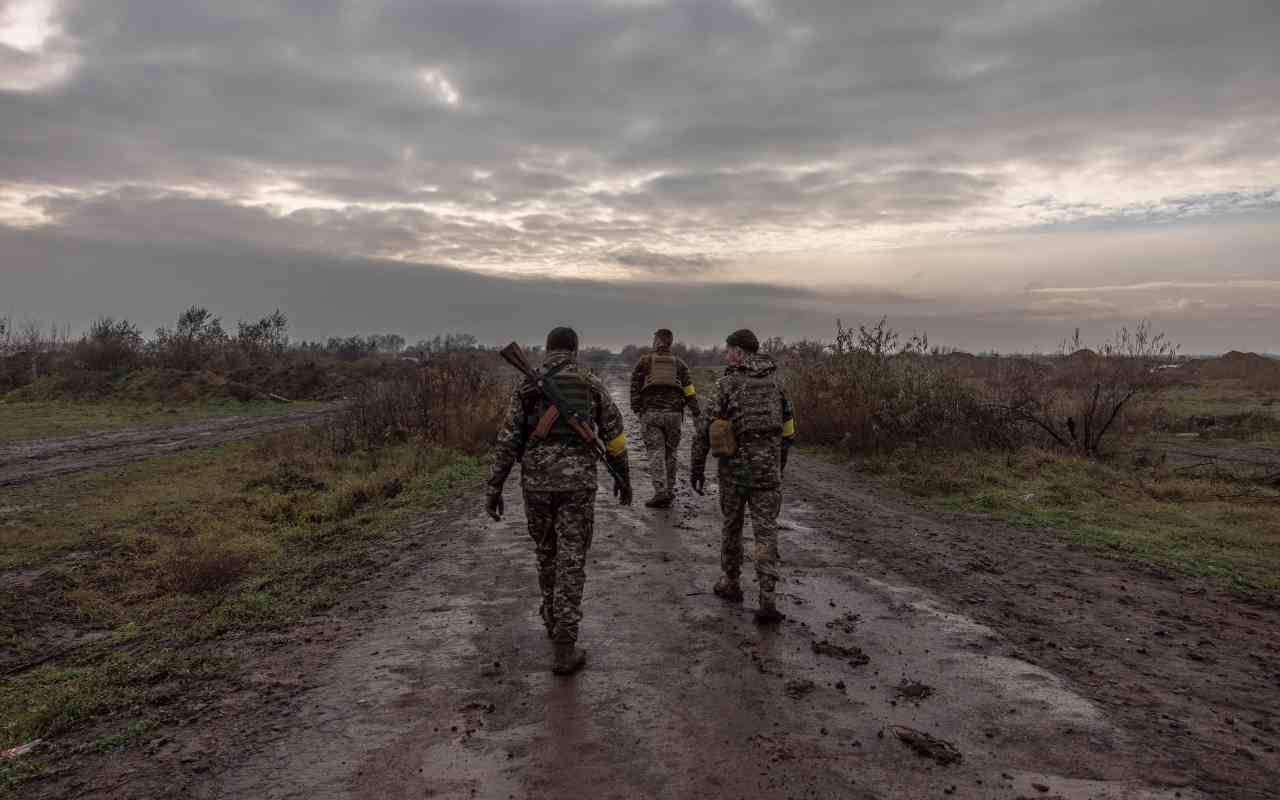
[488,350,628,493]
[629,349,701,416]
[692,354,796,489]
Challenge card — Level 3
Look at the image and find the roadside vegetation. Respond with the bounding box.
[0,349,506,791]
[764,318,1280,601]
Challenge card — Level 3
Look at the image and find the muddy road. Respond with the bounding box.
[0,407,335,488]
[41,374,1280,799]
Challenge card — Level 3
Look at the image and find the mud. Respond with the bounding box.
[16,372,1280,799]
[0,407,335,487]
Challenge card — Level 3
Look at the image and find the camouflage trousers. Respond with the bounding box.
[719,483,781,597]
[640,410,683,496]
[524,489,596,644]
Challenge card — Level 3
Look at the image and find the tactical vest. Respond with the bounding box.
[524,371,594,439]
[642,354,682,392]
[727,374,783,436]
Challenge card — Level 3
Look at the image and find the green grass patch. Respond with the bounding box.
[871,446,1280,597]
[0,399,326,444]
[0,430,483,780]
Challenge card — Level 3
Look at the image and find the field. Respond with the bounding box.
[2,339,1278,799]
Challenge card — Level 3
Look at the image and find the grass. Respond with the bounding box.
[0,399,328,444]
[865,444,1280,598]
[0,429,483,790]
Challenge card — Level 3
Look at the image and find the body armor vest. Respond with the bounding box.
[728,374,783,436]
[642,354,682,392]
[524,371,594,439]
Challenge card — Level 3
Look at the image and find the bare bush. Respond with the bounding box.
[153,306,229,370]
[70,317,144,372]
[324,351,507,454]
[996,321,1179,456]
[158,538,258,594]
[784,319,1014,453]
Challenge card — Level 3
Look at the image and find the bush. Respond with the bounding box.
[783,319,1013,454]
[994,322,1179,455]
[69,317,144,372]
[323,352,507,454]
[157,538,259,594]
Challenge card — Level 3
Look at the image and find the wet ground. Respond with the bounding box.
[0,407,334,487]
[17,375,1280,798]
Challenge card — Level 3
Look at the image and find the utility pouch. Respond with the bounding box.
[709,418,737,457]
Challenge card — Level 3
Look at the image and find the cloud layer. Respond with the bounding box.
[2,0,1278,350]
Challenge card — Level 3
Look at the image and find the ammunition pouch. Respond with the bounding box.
[709,418,737,457]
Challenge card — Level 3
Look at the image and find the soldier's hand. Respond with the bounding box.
[485,490,504,521]
[690,471,706,495]
[614,478,633,506]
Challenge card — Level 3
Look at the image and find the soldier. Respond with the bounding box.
[486,326,632,674]
[690,329,796,624]
[629,328,701,508]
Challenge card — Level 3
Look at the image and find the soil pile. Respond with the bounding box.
[1183,351,1280,389]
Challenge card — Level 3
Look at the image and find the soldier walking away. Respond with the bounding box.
[630,328,701,508]
[486,326,633,674]
[690,329,796,625]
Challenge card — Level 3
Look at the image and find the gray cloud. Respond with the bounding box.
[2,0,1279,351]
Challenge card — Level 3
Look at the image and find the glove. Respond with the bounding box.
[614,476,633,506]
[485,490,504,521]
[690,470,706,495]
[608,454,632,506]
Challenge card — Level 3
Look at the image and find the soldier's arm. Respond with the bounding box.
[678,359,701,418]
[779,383,796,474]
[487,388,526,492]
[690,380,717,476]
[595,380,628,460]
[629,357,646,413]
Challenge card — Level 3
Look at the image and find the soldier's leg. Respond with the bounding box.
[523,491,559,635]
[550,489,596,644]
[640,412,669,498]
[718,482,748,584]
[747,487,783,601]
[663,412,681,495]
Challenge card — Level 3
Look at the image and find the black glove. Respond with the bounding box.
[485,490,504,521]
[608,454,632,506]
[690,470,706,495]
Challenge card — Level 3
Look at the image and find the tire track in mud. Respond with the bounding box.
[0,407,336,488]
[188,372,1211,800]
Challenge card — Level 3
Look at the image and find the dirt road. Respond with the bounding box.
[0,407,335,487]
[35,375,1279,799]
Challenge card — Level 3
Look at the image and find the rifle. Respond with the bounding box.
[498,342,630,491]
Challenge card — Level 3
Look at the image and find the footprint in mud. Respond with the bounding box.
[894,679,935,703]
[811,639,871,667]
[825,612,861,634]
[784,679,816,699]
[889,725,962,766]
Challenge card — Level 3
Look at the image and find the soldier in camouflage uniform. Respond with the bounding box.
[629,328,701,508]
[691,329,796,624]
[486,327,632,674]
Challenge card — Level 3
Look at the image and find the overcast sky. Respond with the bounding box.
[1,0,1277,352]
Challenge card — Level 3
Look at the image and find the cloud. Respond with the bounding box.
[1,0,1279,350]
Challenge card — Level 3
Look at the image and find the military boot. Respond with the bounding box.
[754,592,784,625]
[644,493,672,508]
[712,575,743,603]
[551,642,587,675]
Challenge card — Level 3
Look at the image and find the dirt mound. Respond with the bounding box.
[1183,352,1280,389]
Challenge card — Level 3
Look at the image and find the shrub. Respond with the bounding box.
[783,319,1013,454]
[323,351,507,454]
[69,317,144,372]
[994,322,1179,456]
[157,538,259,594]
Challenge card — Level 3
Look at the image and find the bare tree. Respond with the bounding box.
[999,321,1179,456]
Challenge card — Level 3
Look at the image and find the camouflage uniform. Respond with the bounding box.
[488,350,628,644]
[691,353,796,602]
[630,348,700,497]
